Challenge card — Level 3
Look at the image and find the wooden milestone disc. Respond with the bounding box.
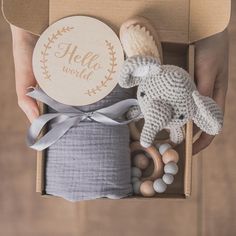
[33,16,124,106]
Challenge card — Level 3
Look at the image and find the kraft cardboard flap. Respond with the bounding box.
[190,0,231,42]
[2,0,231,42]
[1,0,49,35]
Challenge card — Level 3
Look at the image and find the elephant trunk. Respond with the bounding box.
[140,100,172,148]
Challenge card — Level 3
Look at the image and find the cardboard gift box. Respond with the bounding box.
[2,0,231,200]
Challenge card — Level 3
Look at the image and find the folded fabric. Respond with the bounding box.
[45,85,135,201]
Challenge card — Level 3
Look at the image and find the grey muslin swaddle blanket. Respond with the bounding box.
[45,85,135,201]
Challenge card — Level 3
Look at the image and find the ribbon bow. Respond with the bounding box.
[26,87,141,151]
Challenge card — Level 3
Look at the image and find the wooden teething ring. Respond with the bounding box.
[130,141,163,180]
[129,122,142,141]
[129,121,172,146]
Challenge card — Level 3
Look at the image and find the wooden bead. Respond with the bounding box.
[162,149,179,164]
[131,167,142,178]
[133,153,149,170]
[153,178,167,193]
[164,162,179,175]
[140,180,155,197]
[130,142,163,180]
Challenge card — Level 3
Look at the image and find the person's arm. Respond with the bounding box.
[10,24,39,122]
[193,29,229,155]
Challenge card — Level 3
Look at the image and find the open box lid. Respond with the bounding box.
[2,0,231,43]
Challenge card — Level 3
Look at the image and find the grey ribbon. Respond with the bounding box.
[26,87,141,151]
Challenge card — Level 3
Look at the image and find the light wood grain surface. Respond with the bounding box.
[0,2,236,236]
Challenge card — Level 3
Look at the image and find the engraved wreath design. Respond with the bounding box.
[40,26,74,80]
[85,40,118,96]
[40,27,118,97]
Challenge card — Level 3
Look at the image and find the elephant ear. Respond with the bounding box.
[118,55,161,88]
[140,100,172,148]
[192,90,224,135]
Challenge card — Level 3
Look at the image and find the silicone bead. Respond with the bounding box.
[162,149,179,164]
[164,162,179,175]
[158,143,172,155]
[133,181,142,195]
[131,177,140,184]
[162,174,174,185]
[131,167,142,178]
[153,178,167,193]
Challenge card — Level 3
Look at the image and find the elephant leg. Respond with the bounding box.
[169,127,185,144]
[126,106,144,121]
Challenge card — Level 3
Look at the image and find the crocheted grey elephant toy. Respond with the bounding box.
[118,55,224,148]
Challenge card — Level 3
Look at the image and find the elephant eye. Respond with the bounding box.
[140,92,146,97]
[179,114,185,120]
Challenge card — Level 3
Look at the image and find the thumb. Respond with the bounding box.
[18,96,39,123]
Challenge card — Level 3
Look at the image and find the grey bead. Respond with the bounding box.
[133,181,142,194]
[164,162,179,175]
[162,174,174,185]
[159,143,172,155]
[131,177,140,184]
[131,167,142,178]
[153,178,167,193]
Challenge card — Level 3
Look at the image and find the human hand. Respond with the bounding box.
[193,29,229,155]
[10,24,39,122]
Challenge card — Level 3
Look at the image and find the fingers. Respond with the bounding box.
[18,96,39,123]
[192,74,226,155]
[194,55,216,97]
[192,132,215,155]
[193,74,227,155]
[192,72,224,155]
[193,32,228,155]
[193,124,200,136]
[10,25,40,123]
[212,57,229,114]
[16,74,39,123]
[213,84,227,115]
[15,67,39,123]
[11,24,39,48]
